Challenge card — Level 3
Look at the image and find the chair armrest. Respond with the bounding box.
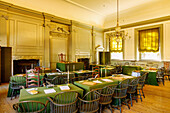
[45,100,49,107]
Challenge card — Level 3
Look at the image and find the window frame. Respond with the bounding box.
[135,24,163,61]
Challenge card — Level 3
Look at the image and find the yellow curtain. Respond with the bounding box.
[139,28,159,52]
[110,35,123,52]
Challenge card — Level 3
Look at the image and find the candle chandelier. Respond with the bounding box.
[109,0,130,42]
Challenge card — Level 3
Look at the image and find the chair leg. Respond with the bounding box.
[134,93,138,103]
[162,79,164,85]
[100,104,102,113]
[11,89,14,100]
[125,98,130,109]
[119,98,121,113]
[142,89,145,98]
[130,94,133,106]
[15,89,18,98]
[139,89,142,102]
[108,104,113,113]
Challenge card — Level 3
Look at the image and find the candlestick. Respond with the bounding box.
[67,65,70,85]
[101,68,102,77]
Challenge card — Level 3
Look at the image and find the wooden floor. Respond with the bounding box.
[0,81,170,113]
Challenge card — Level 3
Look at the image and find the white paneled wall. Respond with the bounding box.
[0,10,104,69]
[70,24,92,62]
[124,28,135,60]
[50,36,68,70]
[163,21,170,61]
[0,17,7,46]
[0,11,46,67]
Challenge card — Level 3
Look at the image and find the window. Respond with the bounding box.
[110,36,123,52]
[136,25,162,61]
[107,32,123,60]
[139,28,159,52]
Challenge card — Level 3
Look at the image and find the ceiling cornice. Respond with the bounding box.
[104,15,170,32]
[64,0,103,16]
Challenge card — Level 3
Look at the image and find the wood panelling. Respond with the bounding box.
[163,22,170,61]
[16,21,37,46]
[0,17,7,46]
[9,19,15,46]
[73,26,91,55]
[8,13,45,58]
[50,37,68,70]
[124,28,135,60]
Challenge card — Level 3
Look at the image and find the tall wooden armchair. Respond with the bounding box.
[58,53,66,62]
[26,69,40,88]
[92,66,100,78]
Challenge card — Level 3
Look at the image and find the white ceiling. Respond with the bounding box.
[1,0,167,27]
[67,0,156,16]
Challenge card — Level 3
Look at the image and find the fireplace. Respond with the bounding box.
[78,58,90,70]
[13,59,39,75]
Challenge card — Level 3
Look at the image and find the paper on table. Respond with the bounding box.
[93,80,102,83]
[123,76,133,78]
[26,88,37,91]
[59,86,70,91]
[101,79,113,82]
[26,88,38,95]
[82,81,96,85]
[44,89,56,94]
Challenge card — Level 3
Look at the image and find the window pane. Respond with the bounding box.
[111,52,123,60]
[140,52,160,61]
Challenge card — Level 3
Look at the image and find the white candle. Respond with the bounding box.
[101,68,102,77]
[105,68,107,77]
[73,65,75,71]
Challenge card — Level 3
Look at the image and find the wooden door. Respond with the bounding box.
[0,46,1,84]
[1,47,12,83]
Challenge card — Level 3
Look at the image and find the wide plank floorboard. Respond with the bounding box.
[0,81,170,113]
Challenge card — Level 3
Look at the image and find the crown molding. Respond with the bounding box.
[104,15,170,32]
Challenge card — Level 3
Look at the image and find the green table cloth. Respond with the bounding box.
[56,62,84,71]
[7,74,44,97]
[19,84,83,113]
[45,72,75,80]
[74,77,120,95]
[141,70,158,86]
[122,66,142,75]
[73,70,93,77]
